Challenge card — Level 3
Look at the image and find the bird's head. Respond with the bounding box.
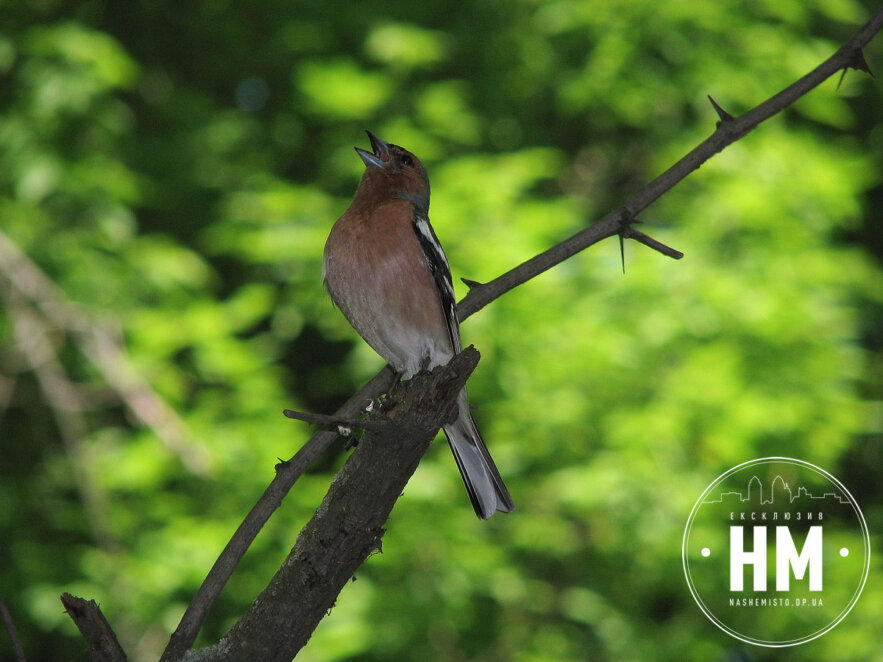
[354,131,430,213]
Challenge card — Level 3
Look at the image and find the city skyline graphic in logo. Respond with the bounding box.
[683,457,870,647]
[703,474,850,507]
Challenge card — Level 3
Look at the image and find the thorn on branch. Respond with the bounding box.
[616,209,636,274]
[707,95,735,126]
[850,46,874,76]
[837,47,874,89]
[282,409,389,433]
[460,277,484,290]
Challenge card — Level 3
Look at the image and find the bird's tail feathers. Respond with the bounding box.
[444,391,514,520]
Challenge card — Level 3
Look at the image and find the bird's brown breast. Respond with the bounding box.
[324,200,451,373]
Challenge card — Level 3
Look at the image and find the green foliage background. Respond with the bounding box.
[1,1,881,660]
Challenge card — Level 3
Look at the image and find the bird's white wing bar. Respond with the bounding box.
[413,215,460,354]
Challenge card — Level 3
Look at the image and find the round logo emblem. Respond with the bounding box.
[682,457,869,647]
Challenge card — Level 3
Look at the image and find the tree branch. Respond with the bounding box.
[61,593,127,662]
[186,348,480,662]
[282,407,391,432]
[159,366,397,662]
[148,8,882,658]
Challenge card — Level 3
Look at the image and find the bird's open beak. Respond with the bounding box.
[355,130,391,168]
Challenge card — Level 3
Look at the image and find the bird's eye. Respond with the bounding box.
[401,155,414,167]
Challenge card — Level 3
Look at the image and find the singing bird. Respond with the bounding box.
[323,131,514,519]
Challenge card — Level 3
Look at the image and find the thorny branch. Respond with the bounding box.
[457,11,883,320]
[161,11,883,661]
[36,9,882,660]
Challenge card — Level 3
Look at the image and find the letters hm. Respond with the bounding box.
[730,526,823,592]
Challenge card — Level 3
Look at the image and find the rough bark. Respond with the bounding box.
[186,348,479,662]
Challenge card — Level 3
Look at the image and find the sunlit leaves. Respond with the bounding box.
[296,59,394,120]
[364,22,451,69]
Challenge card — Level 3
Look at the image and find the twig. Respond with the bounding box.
[61,593,127,662]
[623,227,684,260]
[0,595,27,662]
[160,9,883,659]
[282,408,390,432]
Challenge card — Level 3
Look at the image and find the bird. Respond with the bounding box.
[322,130,514,520]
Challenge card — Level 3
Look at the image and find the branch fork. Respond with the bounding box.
[205,348,480,662]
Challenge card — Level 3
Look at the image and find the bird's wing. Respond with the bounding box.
[412,214,461,353]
